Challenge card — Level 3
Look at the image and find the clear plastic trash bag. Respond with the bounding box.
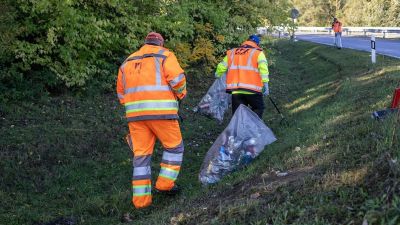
[199,104,277,185]
[193,75,231,123]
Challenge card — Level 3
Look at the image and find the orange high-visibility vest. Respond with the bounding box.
[332,21,342,33]
[226,41,263,94]
[116,44,186,122]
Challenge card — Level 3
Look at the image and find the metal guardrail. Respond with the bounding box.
[295,27,400,38]
[258,26,400,38]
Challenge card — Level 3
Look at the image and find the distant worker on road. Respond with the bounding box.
[332,17,343,49]
[215,35,270,118]
[116,32,187,209]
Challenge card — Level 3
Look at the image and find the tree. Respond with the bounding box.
[0,0,291,101]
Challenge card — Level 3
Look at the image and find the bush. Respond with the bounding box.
[0,0,291,102]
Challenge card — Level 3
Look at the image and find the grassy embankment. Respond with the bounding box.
[1,40,399,225]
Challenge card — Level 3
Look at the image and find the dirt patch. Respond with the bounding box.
[170,167,315,225]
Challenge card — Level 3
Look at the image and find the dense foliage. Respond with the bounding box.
[293,0,400,27]
[0,0,291,102]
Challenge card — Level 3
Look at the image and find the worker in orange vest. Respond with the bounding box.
[116,32,187,209]
[332,17,343,49]
[214,35,270,118]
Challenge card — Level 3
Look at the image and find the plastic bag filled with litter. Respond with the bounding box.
[199,105,277,185]
[193,75,231,123]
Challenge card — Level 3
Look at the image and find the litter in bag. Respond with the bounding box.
[193,75,231,123]
[199,105,277,185]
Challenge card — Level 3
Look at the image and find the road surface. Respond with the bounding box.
[295,34,400,59]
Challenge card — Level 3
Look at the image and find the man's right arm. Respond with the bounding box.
[215,55,228,78]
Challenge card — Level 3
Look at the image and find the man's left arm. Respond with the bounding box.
[258,51,270,95]
[164,53,187,100]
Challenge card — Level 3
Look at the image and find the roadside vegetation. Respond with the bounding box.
[1,39,399,225]
[293,0,400,27]
[0,0,291,103]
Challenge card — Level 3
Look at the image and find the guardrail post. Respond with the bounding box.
[383,30,386,39]
[364,29,367,36]
[371,34,376,64]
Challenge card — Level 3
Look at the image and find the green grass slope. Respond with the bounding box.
[1,40,399,225]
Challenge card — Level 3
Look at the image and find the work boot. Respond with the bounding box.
[155,185,181,195]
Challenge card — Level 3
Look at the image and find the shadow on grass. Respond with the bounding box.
[157,40,400,225]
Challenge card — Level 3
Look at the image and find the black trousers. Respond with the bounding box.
[232,94,265,118]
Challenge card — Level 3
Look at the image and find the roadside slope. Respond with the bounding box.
[140,40,400,225]
[1,40,399,225]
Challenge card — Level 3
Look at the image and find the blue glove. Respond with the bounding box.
[262,83,269,96]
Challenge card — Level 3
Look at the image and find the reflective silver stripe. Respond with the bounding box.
[227,83,262,91]
[133,166,151,176]
[220,61,228,67]
[162,151,183,162]
[258,60,267,64]
[229,65,259,72]
[159,167,179,180]
[118,93,124,99]
[125,85,171,94]
[125,101,178,111]
[133,186,152,194]
[169,73,185,86]
[247,49,256,66]
[155,49,165,86]
[230,50,235,63]
[261,74,269,80]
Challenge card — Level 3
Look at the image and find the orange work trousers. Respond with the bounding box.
[127,119,184,209]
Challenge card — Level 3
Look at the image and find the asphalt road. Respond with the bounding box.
[295,34,400,59]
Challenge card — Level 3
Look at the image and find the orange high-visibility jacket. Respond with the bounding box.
[116,44,187,122]
[332,21,342,33]
[226,41,264,94]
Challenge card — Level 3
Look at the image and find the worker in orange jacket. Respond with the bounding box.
[215,35,270,118]
[116,32,187,209]
[332,17,343,49]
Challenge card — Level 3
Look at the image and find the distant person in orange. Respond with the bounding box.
[116,32,187,209]
[332,17,343,49]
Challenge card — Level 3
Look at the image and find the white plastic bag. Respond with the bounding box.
[193,75,231,123]
[199,105,277,185]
